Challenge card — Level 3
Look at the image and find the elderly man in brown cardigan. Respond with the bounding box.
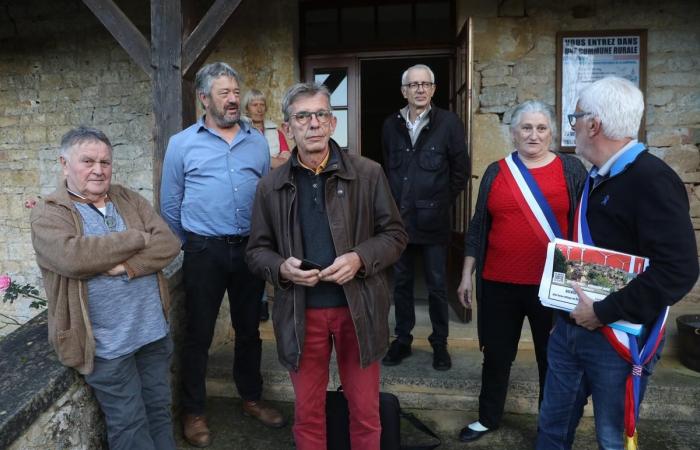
[30,126,181,450]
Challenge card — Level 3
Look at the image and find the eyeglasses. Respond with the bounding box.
[567,111,591,128]
[290,110,333,125]
[402,82,434,91]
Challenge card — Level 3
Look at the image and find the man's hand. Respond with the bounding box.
[570,283,604,330]
[319,252,363,285]
[279,257,321,287]
[104,263,126,276]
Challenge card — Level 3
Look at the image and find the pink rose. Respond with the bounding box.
[0,275,10,292]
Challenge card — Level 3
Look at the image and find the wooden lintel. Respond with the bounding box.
[181,0,243,78]
[81,0,152,77]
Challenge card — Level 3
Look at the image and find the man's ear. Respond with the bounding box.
[198,92,209,109]
[589,117,602,137]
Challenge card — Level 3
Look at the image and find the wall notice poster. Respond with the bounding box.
[556,30,647,149]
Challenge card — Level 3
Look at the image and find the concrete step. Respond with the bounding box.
[206,339,700,423]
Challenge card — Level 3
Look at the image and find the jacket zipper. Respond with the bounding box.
[287,183,302,370]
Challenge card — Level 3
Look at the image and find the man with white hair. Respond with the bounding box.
[536,76,698,450]
[381,63,469,371]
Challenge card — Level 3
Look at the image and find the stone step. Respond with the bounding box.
[206,339,700,423]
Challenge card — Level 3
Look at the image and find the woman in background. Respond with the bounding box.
[243,89,291,169]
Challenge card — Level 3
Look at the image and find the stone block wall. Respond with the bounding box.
[464,0,700,304]
[0,0,298,333]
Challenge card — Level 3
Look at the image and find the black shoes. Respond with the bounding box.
[382,339,412,366]
[432,344,451,371]
[458,425,493,442]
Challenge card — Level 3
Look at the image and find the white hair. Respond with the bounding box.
[577,76,644,140]
[401,64,435,85]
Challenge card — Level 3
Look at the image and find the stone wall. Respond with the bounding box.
[461,0,700,303]
[0,0,298,333]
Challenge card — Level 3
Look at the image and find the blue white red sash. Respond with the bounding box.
[573,143,668,449]
[499,152,563,245]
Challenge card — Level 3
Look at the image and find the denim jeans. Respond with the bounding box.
[393,243,449,346]
[536,317,663,450]
[86,335,175,450]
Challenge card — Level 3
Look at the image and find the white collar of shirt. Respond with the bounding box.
[595,139,638,176]
[403,105,430,131]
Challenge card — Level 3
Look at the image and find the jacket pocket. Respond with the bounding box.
[55,328,84,368]
[417,146,445,171]
[415,199,446,232]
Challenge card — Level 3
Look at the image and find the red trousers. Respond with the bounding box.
[289,306,381,450]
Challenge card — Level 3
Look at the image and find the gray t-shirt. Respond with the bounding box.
[74,201,168,360]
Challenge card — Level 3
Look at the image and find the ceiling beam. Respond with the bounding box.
[181,0,243,79]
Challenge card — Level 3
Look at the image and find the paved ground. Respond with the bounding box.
[176,397,699,450]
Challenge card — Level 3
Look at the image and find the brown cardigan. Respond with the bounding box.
[30,183,181,375]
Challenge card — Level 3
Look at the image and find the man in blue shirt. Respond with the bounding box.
[161,62,284,448]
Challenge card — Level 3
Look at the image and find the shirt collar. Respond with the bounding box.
[401,105,431,128]
[293,146,337,175]
[595,139,638,177]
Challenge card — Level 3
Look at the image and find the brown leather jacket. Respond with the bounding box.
[246,143,408,371]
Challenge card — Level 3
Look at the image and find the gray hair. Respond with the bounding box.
[281,82,331,121]
[195,62,240,99]
[577,76,644,140]
[243,89,266,112]
[401,64,436,85]
[509,100,558,151]
[60,126,112,158]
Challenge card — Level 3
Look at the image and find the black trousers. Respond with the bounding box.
[181,233,265,415]
[392,243,449,347]
[478,279,552,429]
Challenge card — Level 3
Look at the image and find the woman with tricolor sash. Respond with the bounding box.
[456,100,587,443]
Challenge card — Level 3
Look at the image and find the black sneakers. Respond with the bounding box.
[382,339,412,366]
[432,344,451,371]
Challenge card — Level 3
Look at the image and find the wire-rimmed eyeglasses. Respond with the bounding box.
[567,111,591,128]
[290,110,333,125]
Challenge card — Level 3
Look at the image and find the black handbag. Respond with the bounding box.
[326,387,441,450]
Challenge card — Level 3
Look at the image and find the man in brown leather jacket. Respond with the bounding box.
[246,82,407,450]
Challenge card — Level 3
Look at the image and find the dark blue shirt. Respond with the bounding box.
[160,117,270,241]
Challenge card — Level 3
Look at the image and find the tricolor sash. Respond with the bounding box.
[499,152,564,245]
[573,143,668,450]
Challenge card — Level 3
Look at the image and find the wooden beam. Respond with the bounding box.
[181,0,243,78]
[81,0,152,76]
[151,0,184,207]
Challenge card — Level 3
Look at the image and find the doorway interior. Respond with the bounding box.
[359,56,451,166]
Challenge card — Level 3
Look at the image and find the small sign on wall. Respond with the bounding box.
[556,30,647,151]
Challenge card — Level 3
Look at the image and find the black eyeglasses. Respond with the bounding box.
[290,110,333,125]
[402,82,434,91]
[568,111,590,128]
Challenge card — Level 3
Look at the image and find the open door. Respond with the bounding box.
[446,18,474,323]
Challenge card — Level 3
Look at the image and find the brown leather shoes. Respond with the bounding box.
[242,400,287,428]
[183,414,212,448]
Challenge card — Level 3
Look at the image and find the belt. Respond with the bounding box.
[210,234,247,245]
[187,232,247,245]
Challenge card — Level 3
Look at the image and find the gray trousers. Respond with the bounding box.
[85,335,175,450]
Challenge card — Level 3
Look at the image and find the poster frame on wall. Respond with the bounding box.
[556,29,647,151]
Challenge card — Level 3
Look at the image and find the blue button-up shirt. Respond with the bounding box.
[160,117,270,242]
